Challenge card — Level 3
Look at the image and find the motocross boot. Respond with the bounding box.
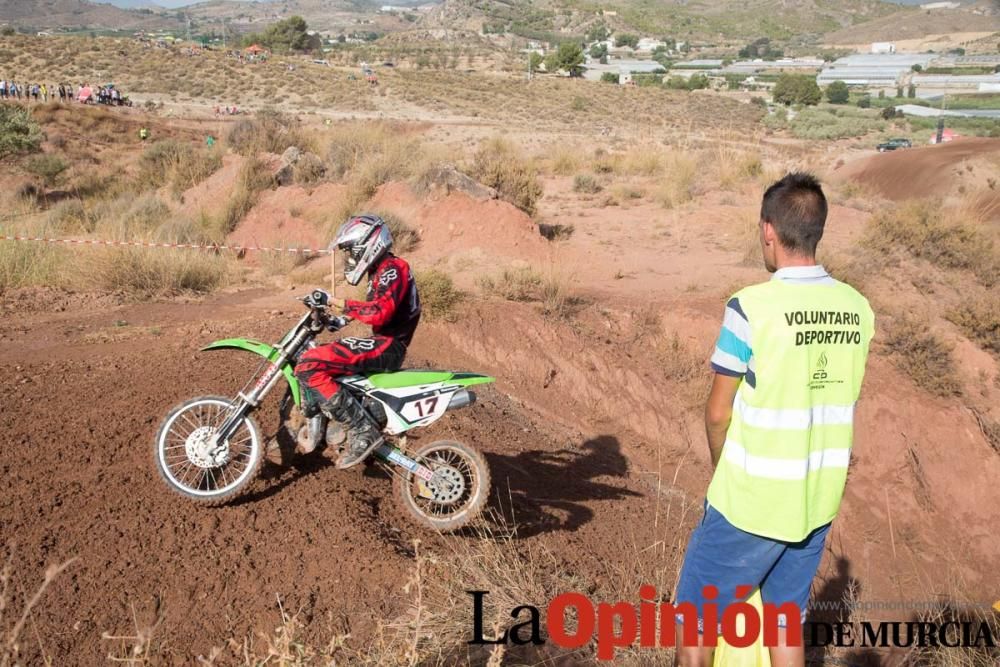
[319,391,383,469]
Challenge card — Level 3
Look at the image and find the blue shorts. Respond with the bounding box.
[673,500,830,632]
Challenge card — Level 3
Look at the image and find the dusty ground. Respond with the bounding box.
[2,97,1000,665]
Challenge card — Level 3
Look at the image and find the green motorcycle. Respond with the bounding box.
[153,289,494,532]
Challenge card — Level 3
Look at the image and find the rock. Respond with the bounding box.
[274,147,325,186]
[274,146,302,186]
[281,146,302,165]
[414,164,497,201]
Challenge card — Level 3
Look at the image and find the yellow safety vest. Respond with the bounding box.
[706,278,875,542]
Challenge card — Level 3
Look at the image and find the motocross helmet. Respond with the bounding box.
[332,214,393,286]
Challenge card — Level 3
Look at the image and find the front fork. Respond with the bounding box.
[211,318,316,455]
[376,438,434,482]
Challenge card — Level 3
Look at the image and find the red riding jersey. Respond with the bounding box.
[342,254,421,345]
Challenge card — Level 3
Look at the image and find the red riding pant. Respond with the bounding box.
[294,336,406,404]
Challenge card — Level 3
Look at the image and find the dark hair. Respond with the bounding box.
[760,172,827,256]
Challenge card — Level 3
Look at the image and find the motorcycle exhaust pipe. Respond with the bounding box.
[448,389,476,411]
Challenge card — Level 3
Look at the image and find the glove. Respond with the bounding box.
[307,289,330,308]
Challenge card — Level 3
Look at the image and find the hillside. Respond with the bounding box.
[0,0,179,30]
[823,0,1000,47]
[418,0,903,44]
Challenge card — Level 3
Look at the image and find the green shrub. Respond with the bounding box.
[0,105,42,159]
[789,108,884,140]
[25,154,68,187]
[469,137,542,216]
[572,174,602,194]
[826,80,850,104]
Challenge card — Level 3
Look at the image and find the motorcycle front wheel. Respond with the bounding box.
[394,439,491,532]
[154,395,264,505]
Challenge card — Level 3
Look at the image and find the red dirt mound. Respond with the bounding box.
[834,137,1000,201]
[369,181,551,265]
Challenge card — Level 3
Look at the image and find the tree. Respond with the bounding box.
[615,33,639,49]
[911,63,923,72]
[856,95,871,108]
[651,45,672,68]
[544,41,584,76]
[0,106,42,160]
[688,73,710,90]
[528,52,543,72]
[586,23,609,42]
[907,83,916,98]
[600,72,620,84]
[245,16,320,53]
[739,37,783,60]
[589,42,607,59]
[826,80,849,104]
[25,154,68,187]
[1,26,15,36]
[665,75,688,90]
[773,74,821,106]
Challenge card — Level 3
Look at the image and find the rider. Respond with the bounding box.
[294,214,421,468]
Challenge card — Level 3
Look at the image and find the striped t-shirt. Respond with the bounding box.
[710,265,836,388]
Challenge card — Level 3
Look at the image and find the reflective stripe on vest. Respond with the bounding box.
[706,277,874,543]
[733,395,855,429]
[722,440,851,480]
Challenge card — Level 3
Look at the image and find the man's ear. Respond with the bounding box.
[761,219,776,246]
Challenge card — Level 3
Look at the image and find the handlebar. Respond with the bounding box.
[299,289,351,332]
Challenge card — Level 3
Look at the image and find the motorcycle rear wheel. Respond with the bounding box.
[393,439,490,532]
[154,395,264,505]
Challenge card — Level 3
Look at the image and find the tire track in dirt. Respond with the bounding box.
[0,288,668,663]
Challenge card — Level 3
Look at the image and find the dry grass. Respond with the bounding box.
[227,109,314,156]
[363,211,419,254]
[882,316,962,397]
[82,247,230,296]
[546,145,584,176]
[416,269,462,321]
[652,154,698,209]
[1,556,77,667]
[947,296,1000,359]
[220,155,272,236]
[0,230,66,290]
[477,266,543,302]
[712,146,763,190]
[468,137,543,216]
[863,200,1000,288]
[323,122,428,228]
[137,139,222,197]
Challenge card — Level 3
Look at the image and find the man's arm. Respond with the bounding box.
[340,260,409,327]
[705,373,741,468]
[705,295,752,468]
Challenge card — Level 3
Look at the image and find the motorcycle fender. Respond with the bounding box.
[201,338,302,406]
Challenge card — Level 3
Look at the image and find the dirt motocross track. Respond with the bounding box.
[0,288,666,663]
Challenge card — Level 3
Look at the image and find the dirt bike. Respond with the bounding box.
[153,289,494,532]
